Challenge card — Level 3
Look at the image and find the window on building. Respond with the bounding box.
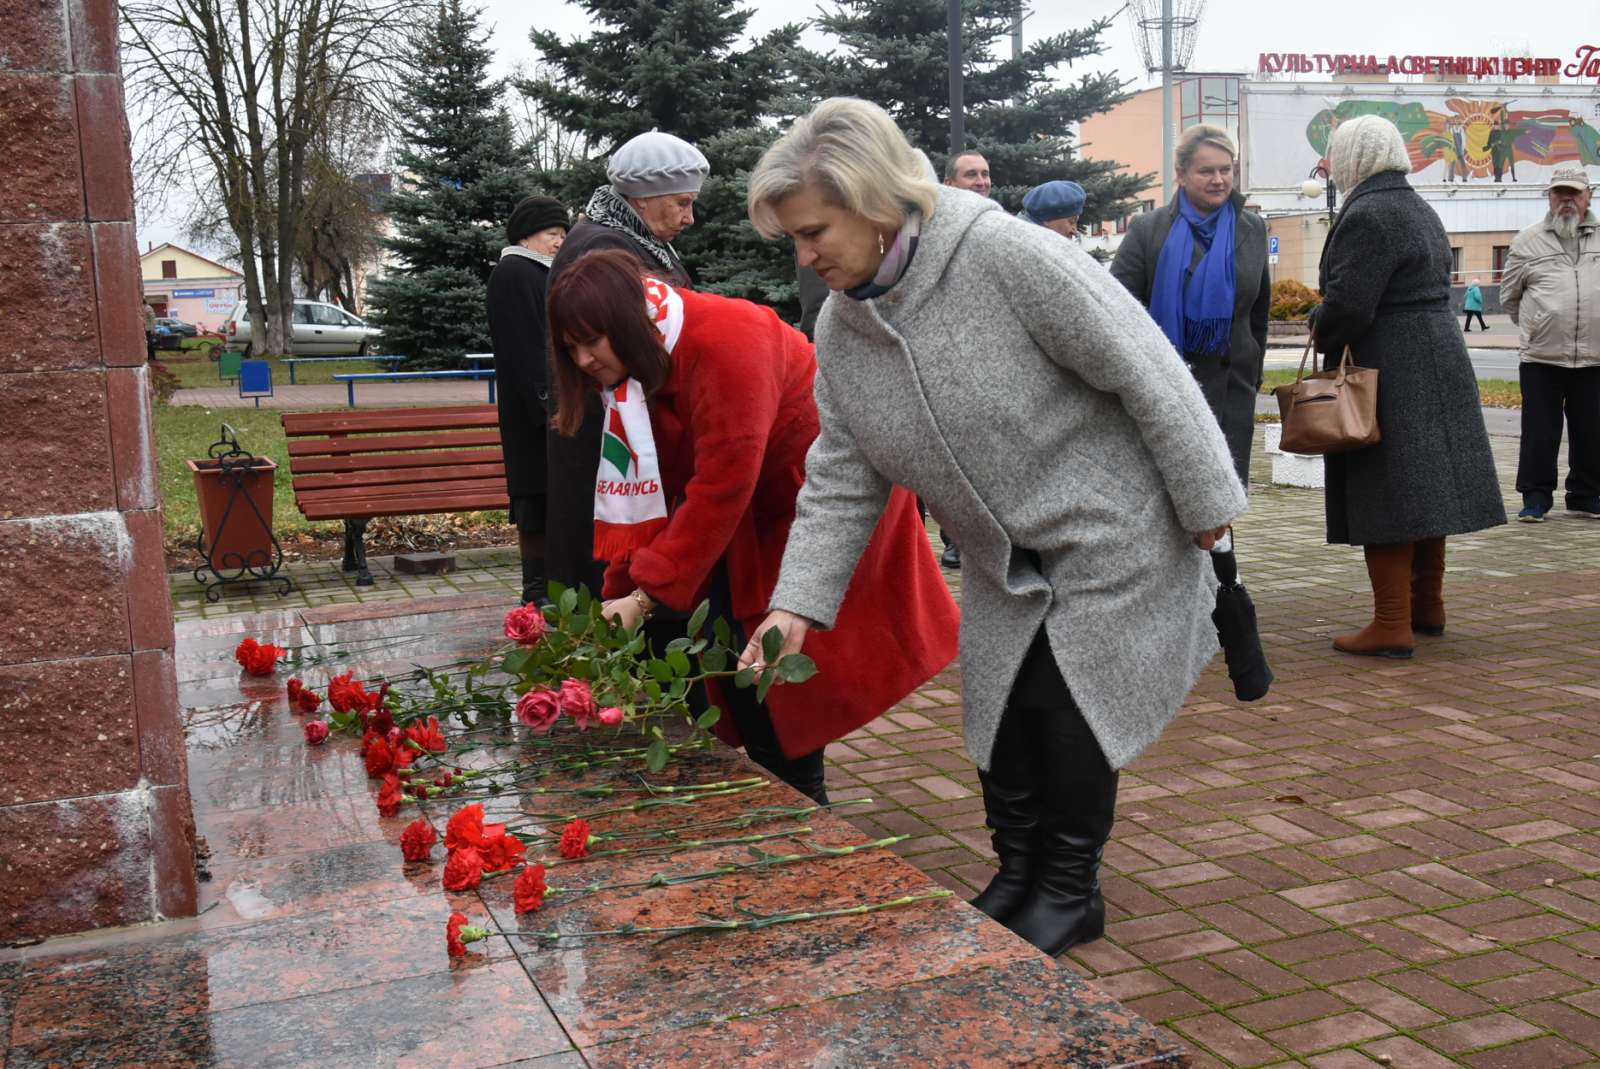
[160,260,177,279]
[1492,245,1510,282]
[1450,247,1462,282]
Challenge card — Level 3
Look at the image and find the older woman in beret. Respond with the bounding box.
[1020,180,1086,238]
[739,98,1246,956]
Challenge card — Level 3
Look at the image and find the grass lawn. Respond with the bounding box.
[1260,369,1521,408]
[156,350,394,389]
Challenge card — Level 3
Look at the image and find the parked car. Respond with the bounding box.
[222,299,383,356]
[155,317,198,337]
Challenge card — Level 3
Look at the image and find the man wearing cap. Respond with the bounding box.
[544,130,710,596]
[488,194,569,605]
[1020,180,1086,238]
[1501,164,1600,522]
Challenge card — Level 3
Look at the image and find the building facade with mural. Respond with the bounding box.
[1080,56,1600,304]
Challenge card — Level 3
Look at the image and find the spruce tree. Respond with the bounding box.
[521,0,803,319]
[798,0,1148,226]
[366,0,532,367]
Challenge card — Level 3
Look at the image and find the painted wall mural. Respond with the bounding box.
[1244,86,1600,188]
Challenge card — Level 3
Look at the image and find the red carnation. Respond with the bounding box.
[559,818,594,860]
[405,716,448,755]
[446,912,490,958]
[295,688,322,714]
[365,738,395,778]
[515,687,562,734]
[234,637,259,666]
[443,847,484,891]
[504,604,548,647]
[286,677,304,701]
[376,773,404,817]
[445,804,486,852]
[242,643,285,676]
[514,864,549,913]
[480,830,526,873]
[328,671,366,713]
[558,679,598,731]
[400,818,437,861]
[303,719,330,745]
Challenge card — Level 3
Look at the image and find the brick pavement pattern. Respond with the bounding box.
[172,428,1600,1067]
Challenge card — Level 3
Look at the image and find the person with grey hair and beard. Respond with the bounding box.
[1500,164,1600,522]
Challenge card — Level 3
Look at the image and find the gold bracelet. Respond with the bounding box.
[629,589,654,619]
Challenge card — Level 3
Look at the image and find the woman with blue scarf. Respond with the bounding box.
[1112,124,1274,702]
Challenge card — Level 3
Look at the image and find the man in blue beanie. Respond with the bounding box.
[1020,180,1087,238]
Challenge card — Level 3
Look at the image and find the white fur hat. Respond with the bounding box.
[607,131,710,198]
[1328,115,1412,195]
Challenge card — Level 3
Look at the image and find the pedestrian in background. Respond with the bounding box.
[743,97,1246,957]
[1019,180,1086,239]
[1311,115,1505,657]
[1110,123,1274,701]
[544,131,708,599]
[1500,165,1600,522]
[487,194,568,605]
[1462,276,1487,332]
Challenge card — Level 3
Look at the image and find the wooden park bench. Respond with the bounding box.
[280,404,508,585]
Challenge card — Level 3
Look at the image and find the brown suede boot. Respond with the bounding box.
[1334,542,1416,659]
[1411,537,1446,636]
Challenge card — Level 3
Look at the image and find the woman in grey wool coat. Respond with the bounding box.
[1311,115,1505,658]
[737,98,1248,957]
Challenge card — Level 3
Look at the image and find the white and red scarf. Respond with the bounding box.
[592,278,683,561]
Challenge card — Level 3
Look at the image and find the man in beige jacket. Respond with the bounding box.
[1501,164,1600,521]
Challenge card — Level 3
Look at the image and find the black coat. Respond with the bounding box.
[486,250,552,497]
[1111,190,1271,487]
[1313,171,1505,545]
[542,221,693,595]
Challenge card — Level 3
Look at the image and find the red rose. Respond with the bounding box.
[445,804,486,852]
[295,688,322,715]
[558,679,597,731]
[514,864,548,913]
[559,818,593,859]
[242,643,284,676]
[376,773,404,817]
[286,677,304,701]
[504,605,548,647]
[443,847,484,891]
[400,818,437,861]
[598,706,624,728]
[405,717,448,755]
[303,719,330,745]
[234,637,259,666]
[365,738,395,778]
[515,688,562,734]
[480,830,526,873]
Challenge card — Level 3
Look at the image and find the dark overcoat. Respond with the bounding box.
[543,220,693,595]
[1110,190,1271,486]
[486,251,551,498]
[1312,171,1505,545]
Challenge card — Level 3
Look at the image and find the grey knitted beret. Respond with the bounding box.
[607,131,710,198]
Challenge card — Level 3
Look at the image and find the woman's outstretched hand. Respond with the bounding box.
[1193,525,1230,551]
[738,610,812,673]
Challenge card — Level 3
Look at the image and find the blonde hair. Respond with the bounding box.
[1175,124,1236,173]
[748,97,941,239]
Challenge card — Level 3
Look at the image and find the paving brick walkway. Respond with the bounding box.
[170,429,1600,1067]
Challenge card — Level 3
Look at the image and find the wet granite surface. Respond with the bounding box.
[1,594,1189,1068]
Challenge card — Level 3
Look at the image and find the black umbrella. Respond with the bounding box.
[1211,549,1274,703]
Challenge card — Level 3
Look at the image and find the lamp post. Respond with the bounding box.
[1302,165,1337,225]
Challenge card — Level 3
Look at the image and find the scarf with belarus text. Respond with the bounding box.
[592,277,684,562]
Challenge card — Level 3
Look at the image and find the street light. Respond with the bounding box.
[1301,164,1337,225]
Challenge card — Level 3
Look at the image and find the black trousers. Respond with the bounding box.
[1463,310,1487,331]
[1517,363,1600,509]
[991,629,1115,800]
[544,410,606,597]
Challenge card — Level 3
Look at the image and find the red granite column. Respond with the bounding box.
[0,0,198,940]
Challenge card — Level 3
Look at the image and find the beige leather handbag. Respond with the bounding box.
[1273,336,1380,455]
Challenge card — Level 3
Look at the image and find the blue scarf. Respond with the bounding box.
[1150,191,1237,358]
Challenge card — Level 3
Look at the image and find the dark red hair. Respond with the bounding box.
[546,249,672,436]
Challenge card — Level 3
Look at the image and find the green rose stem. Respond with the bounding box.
[511,779,771,822]
[494,798,873,844]
[414,776,767,806]
[511,890,956,943]
[478,827,817,876]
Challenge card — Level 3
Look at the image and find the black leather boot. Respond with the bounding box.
[1006,668,1119,957]
[517,528,547,607]
[745,741,829,805]
[969,765,1037,922]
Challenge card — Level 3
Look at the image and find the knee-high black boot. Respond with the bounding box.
[970,710,1037,923]
[1006,648,1118,956]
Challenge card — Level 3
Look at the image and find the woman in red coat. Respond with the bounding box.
[546,249,958,800]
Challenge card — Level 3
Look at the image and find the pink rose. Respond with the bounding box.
[515,687,562,734]
[558,679,597,731]
[303,719,330,745]
[504,605,548,647]
[598,706,624,728]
